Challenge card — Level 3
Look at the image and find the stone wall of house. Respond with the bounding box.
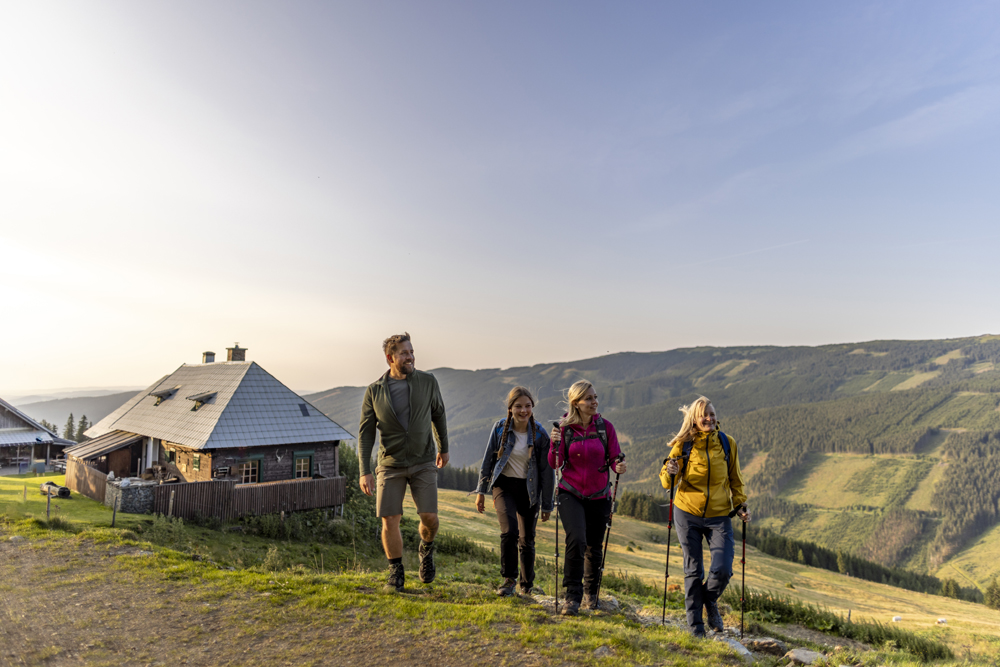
[157,441,212,483]
[105,479,157,514]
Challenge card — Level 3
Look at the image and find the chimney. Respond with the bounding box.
[202,351,216,364]
[226,343,247,362]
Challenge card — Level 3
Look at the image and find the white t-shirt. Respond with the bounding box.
[501,430,531,479]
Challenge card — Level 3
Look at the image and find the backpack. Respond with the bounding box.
[681,430,731,472]
[559,416,612,471]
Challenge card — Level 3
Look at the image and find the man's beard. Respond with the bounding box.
[397,363,415,375]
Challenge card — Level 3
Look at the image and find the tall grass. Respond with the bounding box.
[721,587,952,662]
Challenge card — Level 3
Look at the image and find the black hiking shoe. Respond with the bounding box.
[385,563,404,593]
[496,578,516,596]
[582,593,599,610]
[690,624,706,638]
[560,598,580,616]
[705,599,724,632]
[520,584,540,596]
[418,541,436,584]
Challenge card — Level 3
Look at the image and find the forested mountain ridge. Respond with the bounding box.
[305,334,1000,584]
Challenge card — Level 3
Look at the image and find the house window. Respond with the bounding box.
[238,460,260,484]
[193,454,201,471]
[295,456,312,479]
[166,450,176,464]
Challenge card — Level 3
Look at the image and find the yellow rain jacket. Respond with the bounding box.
[659,429,746,518]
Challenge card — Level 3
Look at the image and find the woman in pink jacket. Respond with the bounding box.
[549,380,626,615]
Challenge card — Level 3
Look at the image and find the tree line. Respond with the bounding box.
[614,490,982,603]
[38,413,91,443]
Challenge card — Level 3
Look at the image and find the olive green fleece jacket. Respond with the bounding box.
[358,369,449,476]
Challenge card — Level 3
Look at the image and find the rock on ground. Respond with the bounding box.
[712,636,754,663]
[593,646,614,657]
[784,648,822,665]
[744,637,787,655]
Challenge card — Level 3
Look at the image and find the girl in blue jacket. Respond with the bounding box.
[475,386,555,596]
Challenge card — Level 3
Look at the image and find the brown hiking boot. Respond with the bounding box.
[560,597,581,616]
[418,541,436,584]
[496,578,516,597]
[583,593,599,610]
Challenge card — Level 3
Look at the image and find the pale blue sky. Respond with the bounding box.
[2,1,999,392]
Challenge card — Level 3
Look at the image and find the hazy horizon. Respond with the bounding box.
[4,2,1000,391]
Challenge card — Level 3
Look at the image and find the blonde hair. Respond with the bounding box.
[497,386,536,453]
[559,380,596,428]
[667,396,716,449]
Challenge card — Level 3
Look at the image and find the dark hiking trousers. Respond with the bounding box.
[558,490,611,600]
[673,507,734,630]
[492,475,539,589]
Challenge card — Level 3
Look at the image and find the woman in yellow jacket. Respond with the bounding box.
[660,396,749,637]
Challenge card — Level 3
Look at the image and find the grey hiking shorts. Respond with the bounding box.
[375,461,438,517]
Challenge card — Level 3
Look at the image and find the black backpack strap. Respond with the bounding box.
[718,431,731,466]
[595,416,610,469]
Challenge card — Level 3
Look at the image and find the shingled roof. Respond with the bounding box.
[0,397,76,448]
[86,361,352,450]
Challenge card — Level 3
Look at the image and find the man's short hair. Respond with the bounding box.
[382,332,411,357]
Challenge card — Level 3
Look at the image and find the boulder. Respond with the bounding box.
[593,646,614,658]
[784,648,822,665]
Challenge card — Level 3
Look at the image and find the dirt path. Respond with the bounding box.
[0,538,560,667]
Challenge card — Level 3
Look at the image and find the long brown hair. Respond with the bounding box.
[497,386,536,453]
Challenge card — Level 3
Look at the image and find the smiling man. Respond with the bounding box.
[358,332,450,592]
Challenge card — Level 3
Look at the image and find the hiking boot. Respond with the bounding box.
[384,562,404,593]
[520,584,540,596]
[496,578,516,597]
[582,593,599,610]
[690,624,706,638]
[705,599,724,632]
[560,598,580,616]
[418,541,436,584]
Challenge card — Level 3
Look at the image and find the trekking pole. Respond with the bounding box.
[552,421,564,614]
[595,454,625,603]
[740,514,747,639]
[661,466,676,625]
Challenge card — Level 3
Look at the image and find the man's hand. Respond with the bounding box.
[436,451,450,468]
[475,494,485,514]
[540,511,551,522]
[360,473,375,496]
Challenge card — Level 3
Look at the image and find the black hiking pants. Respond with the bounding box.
[558,490,611,600]
[673,507,734,630]
[492,475,539,589]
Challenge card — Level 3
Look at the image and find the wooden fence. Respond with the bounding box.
[152,476,346,521]
[65,457,108,503]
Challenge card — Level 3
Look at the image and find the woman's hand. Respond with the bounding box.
[540,511,551,522]
[665,459,680,476]
[737,503,751,522]
[613,460,626,474]
[476,494,485,514]
[550,426,561,444]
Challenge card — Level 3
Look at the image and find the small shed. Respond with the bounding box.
[0,396,76,469]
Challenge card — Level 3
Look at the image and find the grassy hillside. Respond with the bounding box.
[305,335,1000,587]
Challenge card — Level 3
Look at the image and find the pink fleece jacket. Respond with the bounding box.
[548,415,623,499]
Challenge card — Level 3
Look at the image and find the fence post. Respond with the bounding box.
[23,485,27,501]
[168,489,176,517]
[46,493,51,521]
[112,494,119,527]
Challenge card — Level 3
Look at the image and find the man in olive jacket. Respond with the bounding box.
[359,332,449,592]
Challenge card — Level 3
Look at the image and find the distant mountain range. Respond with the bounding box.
[15,335,1000,585]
